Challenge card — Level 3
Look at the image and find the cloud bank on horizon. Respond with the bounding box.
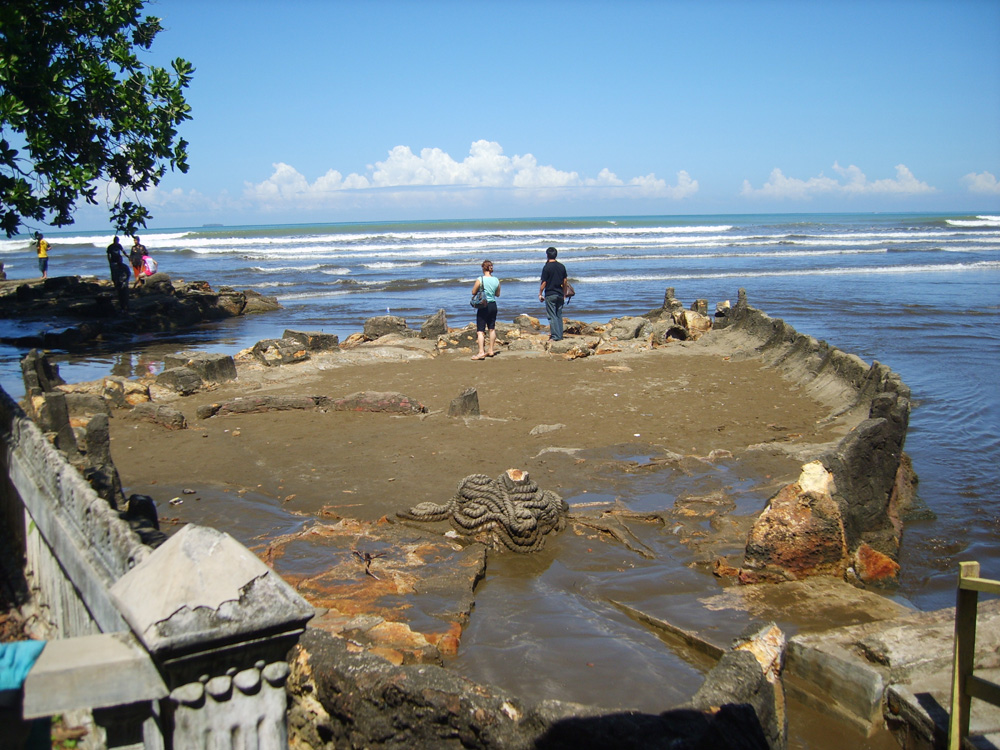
[145,138,993,219]
[99,143,1000,226]
[241,140,698,211]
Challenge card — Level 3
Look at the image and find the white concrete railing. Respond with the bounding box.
[0,383,313,748]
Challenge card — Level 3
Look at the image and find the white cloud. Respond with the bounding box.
[962,171,1000,195]
[242,140,697,209]
[87,179,230,215]
[663,170,699,199]
[742,163,935,200]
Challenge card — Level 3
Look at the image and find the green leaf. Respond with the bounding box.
[0,0,195,236]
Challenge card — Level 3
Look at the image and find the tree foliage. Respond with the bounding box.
[0,0,193,237]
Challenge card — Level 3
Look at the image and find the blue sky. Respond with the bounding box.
[78,0,1000,228]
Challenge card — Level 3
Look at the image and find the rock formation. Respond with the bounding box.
[18,349,165,546]
[714,289,916,588]
[0,275,280,350]
[741,462,849,583]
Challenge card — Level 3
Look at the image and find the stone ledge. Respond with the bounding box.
[22,632,166,718]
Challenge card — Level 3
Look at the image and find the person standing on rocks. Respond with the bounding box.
[34,232,49,279]
[539,246,567,341]
[106,235,130,313]
[471,259,501,360]
[129,235,146,287]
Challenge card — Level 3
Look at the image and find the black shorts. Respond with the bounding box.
[476,301,498,332]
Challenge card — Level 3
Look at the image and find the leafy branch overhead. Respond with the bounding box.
[0,0,193,237]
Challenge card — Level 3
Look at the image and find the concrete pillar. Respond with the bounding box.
[110,524,314,749]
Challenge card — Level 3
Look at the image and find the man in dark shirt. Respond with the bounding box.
[106,236,129,312]
[539,246,568,341]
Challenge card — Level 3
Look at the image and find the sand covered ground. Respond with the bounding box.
[107,332,851,537]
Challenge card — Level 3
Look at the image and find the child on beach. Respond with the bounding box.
[129,236,146,287]
[34,232,49,279]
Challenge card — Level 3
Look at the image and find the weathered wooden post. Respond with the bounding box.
[949,560,980,749]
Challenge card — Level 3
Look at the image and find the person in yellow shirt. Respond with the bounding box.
[34,232,49,279]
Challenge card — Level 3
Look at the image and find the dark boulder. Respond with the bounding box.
[364,315,409,339]
[155,366,204,395]
[162,352,238,383]
[127,402,188,430]
[282,329,340,351]
[420,309,448,338]
[250,337,310,366]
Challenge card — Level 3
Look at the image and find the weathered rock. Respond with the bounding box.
[282,329,339,351]
[691,299,709,316]
[0,275,282,351]
[120,494,167,548]
[448,387,480,417]
[650,318,690,343]
[339,332,366,349]
[741,461,848,583]
[359,332,435,353]
[155,366,204,395]
[162,351,238,383]
[211,287,246,316]
[77,412,123,504]
[63,392,111,423]
[127,402,188,430]
[137,272,173,295]
[663,286,684,311]
[20,348,65,397]
[687,622,786,750]
[562,318,598,336]
[364,315,408,339]
[513,313,542,331]
[549,338,593,358]
[287,626,780,750]
[199,395,328,418]
[436,324,510,352]
[420,309,448,338]
[819,391,911,561]
[332,391,426,414]
[26,390,78,456]
[852,543,900,586]
[250,337,310,366]
[241,288,281,314]
[604,316,649,341]
[102,376,150,408]
[529,424,565,436]
[676,309,713,340]
[286,628,536,750]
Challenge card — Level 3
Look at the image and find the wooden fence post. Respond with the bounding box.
[949,561,980,750]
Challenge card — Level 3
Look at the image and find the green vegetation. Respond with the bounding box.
[0,0,193,237]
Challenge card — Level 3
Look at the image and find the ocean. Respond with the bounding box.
[1,213,998,721]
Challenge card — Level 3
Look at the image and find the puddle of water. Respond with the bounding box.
[453,541,708,712]
[147,483,307,549]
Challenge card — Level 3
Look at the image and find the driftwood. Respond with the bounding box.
[569,514,658,559]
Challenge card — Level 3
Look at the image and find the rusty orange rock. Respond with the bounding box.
[853,543,900,585]
[742,461,849,582]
